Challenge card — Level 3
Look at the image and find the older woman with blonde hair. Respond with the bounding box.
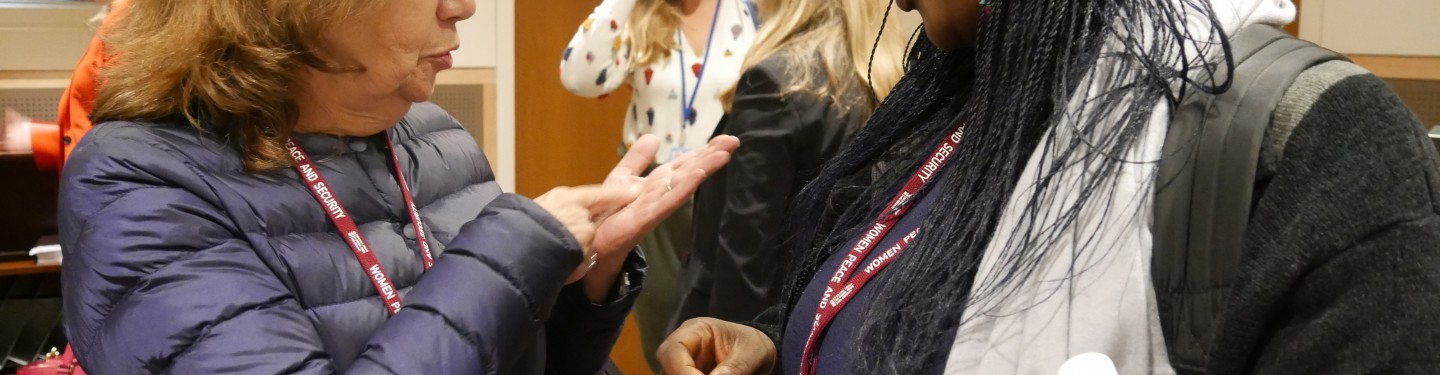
[59,0,736,372]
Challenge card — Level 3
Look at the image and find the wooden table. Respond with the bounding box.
[0,260,59,277]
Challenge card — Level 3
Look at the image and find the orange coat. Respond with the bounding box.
[29,0,126,172]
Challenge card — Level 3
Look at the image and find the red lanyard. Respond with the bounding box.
[799,120,967,375]
[286,137,435,316]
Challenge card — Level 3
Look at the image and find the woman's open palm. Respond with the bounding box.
[591,134,739,257]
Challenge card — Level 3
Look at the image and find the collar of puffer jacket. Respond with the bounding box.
[291,131,388,157]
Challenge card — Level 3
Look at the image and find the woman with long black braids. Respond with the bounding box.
[660,0,1440,373]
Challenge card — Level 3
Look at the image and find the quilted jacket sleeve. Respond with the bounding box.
[59,125,622,374]
[544,250,646,375]
[350,194,593,374]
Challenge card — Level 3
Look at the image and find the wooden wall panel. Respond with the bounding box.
[1297,0,1440,56]
[514,2,631,198]
[513,2,648,374]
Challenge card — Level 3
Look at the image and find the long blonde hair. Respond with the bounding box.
[628,0,682,67]
[723,0,906,112]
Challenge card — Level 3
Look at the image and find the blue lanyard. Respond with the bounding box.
[744,0,760,29]
[677,0,724,128]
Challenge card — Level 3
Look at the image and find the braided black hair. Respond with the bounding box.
[775,0,1233,372]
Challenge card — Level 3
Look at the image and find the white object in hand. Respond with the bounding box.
[1058,353,1118,375]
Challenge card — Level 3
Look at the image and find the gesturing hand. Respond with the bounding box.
[589,134,740,257]
[533,184,636,284]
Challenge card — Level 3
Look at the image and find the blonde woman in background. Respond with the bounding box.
[674,0,907,333]
[560,0,759,370]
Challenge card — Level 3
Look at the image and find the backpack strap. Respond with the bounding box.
[1151,25,1347,374]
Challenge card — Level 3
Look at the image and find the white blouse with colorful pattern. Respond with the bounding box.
[560,0,759,162]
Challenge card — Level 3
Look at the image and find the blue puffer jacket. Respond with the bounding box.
[58,103,644,374]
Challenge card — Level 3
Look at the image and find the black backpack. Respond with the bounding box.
[1151,25,1347,373]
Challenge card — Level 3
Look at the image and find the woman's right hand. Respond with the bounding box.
[533,184,637,284]
[659,318,777,375]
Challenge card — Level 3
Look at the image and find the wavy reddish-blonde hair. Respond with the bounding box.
[93,0,379,171]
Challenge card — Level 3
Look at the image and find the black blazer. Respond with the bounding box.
[672,55,868,327]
